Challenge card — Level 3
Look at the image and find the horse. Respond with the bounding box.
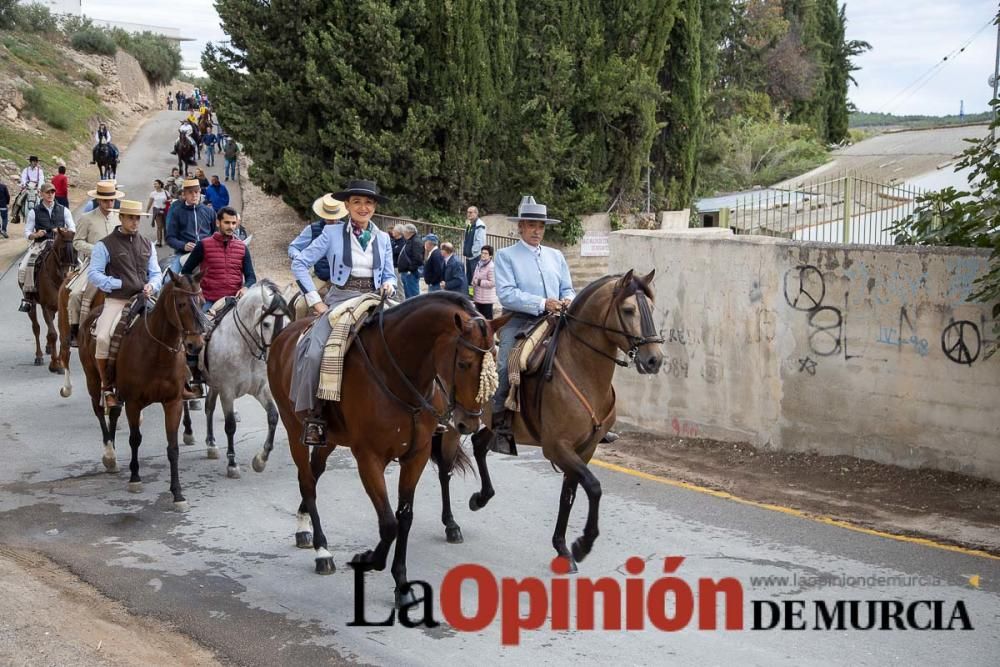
[22,228,78,372]
[78,271,207,509]
[56,276,103,399]
[176,129,197,176]
[201,280,291,478]
[95,142,117,180]
[267,292,494,607]
[460,270,664,570]
[198,110,213,140]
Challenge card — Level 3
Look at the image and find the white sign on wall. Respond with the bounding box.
[580,232,609,257]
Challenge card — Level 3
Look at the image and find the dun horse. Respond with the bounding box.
[201,280,290,478]
[459,270,664,569]
[78,272,207,509]
[23,228,77,372]
[267,292,494,607]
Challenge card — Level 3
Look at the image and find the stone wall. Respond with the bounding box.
[609,230,1000,481]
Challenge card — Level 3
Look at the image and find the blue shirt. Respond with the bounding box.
[203,133,217,147]
[88,238,163,294]
[495,240,575,315]
[204,183,230,210]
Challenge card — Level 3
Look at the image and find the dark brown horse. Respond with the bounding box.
[23,228,78,372]
[460,270,664,570]
[267,292,494,607]
[78,271,207,509]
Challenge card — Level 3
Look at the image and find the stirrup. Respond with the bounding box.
[489,411,517,456]
[102,388,118,409]
[69,324,79,348]
[183,382,205,400]
[301,416,327,447]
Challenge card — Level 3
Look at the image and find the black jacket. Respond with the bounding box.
[443,255,466,292]
[0,183,9,208]
[398,235,424,273]
[391,235,406,268]
[423,247,445,286]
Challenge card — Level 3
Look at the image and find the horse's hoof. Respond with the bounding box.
[206,445,219,459]
[226,465,240,479]
[314,557,336,575]
[251,453,267,473]
[445,525,464,544]
[571,538,589,564]
[295,531,313,549]
[127,482,142,493]
[182,432,195,446]
[59,386,71,398]
[349,550,379,571]
[174,500,190,512]
[49,365,63,375]
[395,585,422,610]
[469,492,491,512]
[33,357,42,366]
[102,453,117,472]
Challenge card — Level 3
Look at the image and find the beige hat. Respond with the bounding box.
[87,180,125,200]
[118,200,150,217]
[312,193,347,220]
[181,178,201,189]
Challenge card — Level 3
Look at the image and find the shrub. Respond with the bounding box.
[70,28,117,56]
[9,2,58,33]
[111,30,181,85]
[81,69,102,87]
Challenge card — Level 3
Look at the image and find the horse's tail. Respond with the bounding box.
[430,432,474,478]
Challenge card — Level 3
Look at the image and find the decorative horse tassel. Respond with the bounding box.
[477,349,499,404]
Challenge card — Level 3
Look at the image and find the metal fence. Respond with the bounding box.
[372,213,518,252]
[718,174,926,245]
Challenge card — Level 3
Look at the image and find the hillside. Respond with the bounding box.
[0,29,179,193]
[849,110,993,130]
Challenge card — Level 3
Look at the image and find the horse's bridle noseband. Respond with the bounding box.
[144,282,207,353]
[564,283,664,366]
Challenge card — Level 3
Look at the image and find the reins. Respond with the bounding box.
[231,284,292,361]
[142,283,205,354]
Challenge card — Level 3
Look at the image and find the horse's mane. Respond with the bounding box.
[385,291,480,321]
[567,272,652,316]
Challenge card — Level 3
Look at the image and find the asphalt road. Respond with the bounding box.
[0,113,998,666]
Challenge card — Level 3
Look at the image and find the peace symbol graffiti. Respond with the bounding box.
[783,265,826,311]
[940,320,981,366]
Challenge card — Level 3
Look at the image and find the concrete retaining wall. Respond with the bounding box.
[610,230,1000,481]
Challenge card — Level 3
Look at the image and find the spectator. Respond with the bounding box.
[51,165,69,208]
[440,242,467,293]
[396,223,424,299]
[422,234,444,292]
[204,175,230,210]
[194,167,210,196]
[0,178,9,239]
[224,140,239,181]
[202,128,218,167]
[146,179,169,247]
[471,244,496,318]
[462,205,487,286]
[390,224,406,270]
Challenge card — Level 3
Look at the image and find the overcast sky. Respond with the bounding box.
[81,0,999,117]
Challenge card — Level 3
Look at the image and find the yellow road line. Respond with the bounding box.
[591,458,1000,562]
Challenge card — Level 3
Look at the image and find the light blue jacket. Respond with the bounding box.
[495,240,575,315]
[291,219,396,305]
[88,239,163,294]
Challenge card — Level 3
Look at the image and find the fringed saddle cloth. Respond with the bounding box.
[505,316,557,412]
[18,240,52,293]
[316,293,383,401]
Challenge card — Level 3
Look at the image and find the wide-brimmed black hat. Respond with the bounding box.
[28,155,38,162]
[508,195,560,225]
[333,179,388,203]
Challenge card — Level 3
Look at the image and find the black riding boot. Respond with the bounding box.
[183,353,205,402]
[489,409,517,456]
[69,323,79,348]
[302,403,328,447]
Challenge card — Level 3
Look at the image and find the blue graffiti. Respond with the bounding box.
[876,327,929,357]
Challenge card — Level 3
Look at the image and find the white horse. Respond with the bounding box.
[201,279,291,477]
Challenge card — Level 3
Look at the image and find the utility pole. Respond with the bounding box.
[993,15,999,141]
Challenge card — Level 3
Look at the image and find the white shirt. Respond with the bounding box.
[20,166,43,187]
[349,231,375,278]
[25,202,75,239]
[149,190,168,210]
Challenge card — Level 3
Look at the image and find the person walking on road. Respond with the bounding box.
[223,140,239,182]
[165,178,216,274]
[204,175,229,210]
[51,166,69,208]
[0,179,10,239]
[146,179,169,247]
[203,128,218,167]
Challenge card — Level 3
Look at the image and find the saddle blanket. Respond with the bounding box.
[89,295,149,365]
[316,293,383,401]
[18,240,51,294]
[505,316,554,412]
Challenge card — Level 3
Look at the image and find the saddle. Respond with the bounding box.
[315,293,383,401]
[505,314,559,412]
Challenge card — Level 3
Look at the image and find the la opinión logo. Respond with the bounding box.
[349,556,973,645]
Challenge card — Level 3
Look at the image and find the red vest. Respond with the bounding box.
[200,232,246,302]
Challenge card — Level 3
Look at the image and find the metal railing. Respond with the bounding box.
[717,174,925,245]
[372,213,518,252]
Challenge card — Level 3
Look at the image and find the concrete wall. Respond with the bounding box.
[609,230,1000,481]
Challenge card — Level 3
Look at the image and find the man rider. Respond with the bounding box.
[20,156,44,189]
[67,180,124,346]
[91,123,119,164]
[88,200,161,409]
[491,196,575,453]
[18,181,75,312]
[165,178,216,274]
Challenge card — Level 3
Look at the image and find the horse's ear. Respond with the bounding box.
[454,312,464,333]
[165,267,176,282]
[616,269,635,290]
[640,269,655,286]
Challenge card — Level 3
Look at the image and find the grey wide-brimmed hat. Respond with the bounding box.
[507,195,560,225]
[332,179,388,204]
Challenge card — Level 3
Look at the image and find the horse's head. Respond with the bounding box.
[53,228,78,272]
[439,307,495,435]
[242,280,292,357]
[163,270,207,355]
[571,269,664,375]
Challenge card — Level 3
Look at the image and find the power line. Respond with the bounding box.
[876,17,995,114]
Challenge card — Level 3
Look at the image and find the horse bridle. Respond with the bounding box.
[233,284,292,360]
[355,296,493,429]
[55,235,78,274]
[564,283,663,367]
[144,283,206,354]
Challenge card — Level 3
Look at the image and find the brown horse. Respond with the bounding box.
[267,292,494,607]
[462,270,664,570]
[78,271,207,509]
[23,228,78,372]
